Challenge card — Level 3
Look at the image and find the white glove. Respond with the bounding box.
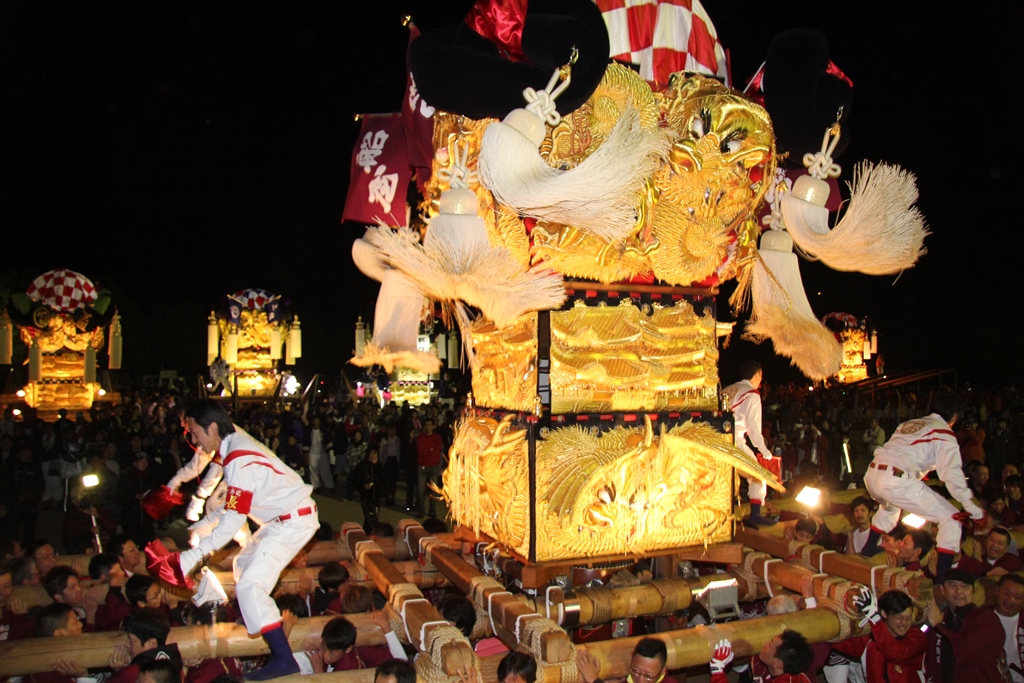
[186,495,206,522]
[179,547,204,576]
[710,639,734,674]
[854,587,881,627]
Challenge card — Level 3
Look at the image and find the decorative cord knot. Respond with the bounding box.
[803,125,843,180]
[523,66,573,127]
[435,139,478,190]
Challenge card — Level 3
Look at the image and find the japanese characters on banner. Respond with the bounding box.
[342,113,411,227]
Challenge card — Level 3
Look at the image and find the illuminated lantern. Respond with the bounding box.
[224,327,238,365]
[84,346,96,384]
[447,332,459,370]
[108,315,123,370]
[436,332,447,361]
[289,317,302,358]
[0,313,11,365]
[355,316,366,356]
[207,312,219,365]
[28,339,42,382]
[269,327,282,360]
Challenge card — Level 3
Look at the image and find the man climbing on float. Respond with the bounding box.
[175,399,319,680]
[860,391,985,582]
[722,360,783,527]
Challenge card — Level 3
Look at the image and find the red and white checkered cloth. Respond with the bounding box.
[26,268,98,313]
[230,288,275,310]
[597,0,729,90]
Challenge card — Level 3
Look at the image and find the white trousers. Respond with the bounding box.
[864,467,960,552]
[233,513,318,634]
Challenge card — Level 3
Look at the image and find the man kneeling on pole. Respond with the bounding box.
[860,391,985,582]
[177,399,319,680]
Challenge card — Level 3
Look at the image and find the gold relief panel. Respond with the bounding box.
[468,312,538,413]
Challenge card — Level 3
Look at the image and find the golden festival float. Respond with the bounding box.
[1,268,121,414]
[205,288,302,398]
[822,312,881,385]
[0,3,935,682]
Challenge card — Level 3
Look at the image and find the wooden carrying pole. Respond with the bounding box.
[402,522,573,667]
[734,527,932,599]
[0,614,386,677]
[206,534,461,569]
[339,523,475,677]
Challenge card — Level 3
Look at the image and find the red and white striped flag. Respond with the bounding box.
[597,0,729,90]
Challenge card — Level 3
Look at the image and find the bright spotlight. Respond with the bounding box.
[795,486,821,508]
[82,474,100,488]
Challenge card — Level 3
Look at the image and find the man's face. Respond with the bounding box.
[943,580,973,608]
[852,504,871,528]
[34,544,57,575]
[976,467,990,487]
[897,535,922,563]
[882,606,914,638]
[143,583,162,609]
[61,576,84,606]
[185,418,220,454]
[62,611,83,636]
[320,640,345,666]
[985,532,1009,561]
[758,635,782,668]
[750,370,763,389]
[629,654,665,683]
[996,580,1024,618]
[127,633,145,658]
[119,541,141,572]
[795,529,815,543]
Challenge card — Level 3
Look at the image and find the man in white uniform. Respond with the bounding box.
[722,361,782,527]
[177,400,319,680]
[861,391,984,582]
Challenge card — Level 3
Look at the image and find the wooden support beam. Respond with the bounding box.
[206,534,461,570]
[341,523,475,676]
[734,527,932,599]
[728,549,864,617]
[0,614,385,677]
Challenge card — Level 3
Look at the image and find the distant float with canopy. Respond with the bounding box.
[1,268,121,413]
[205,288,301,398]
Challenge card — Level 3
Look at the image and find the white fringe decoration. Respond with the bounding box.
[782,161,928,275]
[477,64,669,243]
[745,230,842,380]
[364,222,565,330]
[350,340,442,375]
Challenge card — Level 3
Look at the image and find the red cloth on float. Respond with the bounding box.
[142,485,184,521]
[145,538,194,590]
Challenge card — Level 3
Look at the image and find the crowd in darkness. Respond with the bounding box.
[3,378,1024,682]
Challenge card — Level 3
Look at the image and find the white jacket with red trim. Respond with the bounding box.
[194,427,314,556]
[871,413,982,518]
[722,379,773,460]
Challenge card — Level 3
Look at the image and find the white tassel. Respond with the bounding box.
[781,162,927,275]
[745,230,842,380]
[350,340,442,375]
[479,106,667,242]
[364,222,564,330]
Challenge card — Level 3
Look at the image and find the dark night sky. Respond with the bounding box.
[1,1,1021,386]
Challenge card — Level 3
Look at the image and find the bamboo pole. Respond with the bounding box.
[0,614,386,677]
[341,523,475,676]
[734,527,932,599]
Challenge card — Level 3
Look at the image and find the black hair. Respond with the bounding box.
[369,522,395,538]
[998,573,1024,589]
[316,521,335,541]
[322,616,357,652]
[1007,474,1024,490]
[738,360,762,381]
[929,391,960,422]
[777,630,813,674]
[440,595,476,638]
[185,400,236,437]
[43,566,78,601]
[340,584,374,614]
[123,607,171,647]
[850,496,875,513]
[139,659,181,683]
[878,589,913,616]
[375,660,417,683]
[28,539,53,556]
[186,602,228,626]
[794,518,818,537]
[9,556,37,585]
[0,536,19,559]
[497,652,537,683]
[906,529,934,559]
[88,552,120,580]
[126,574,156,607]
[990,527,1012,544]
[318,562,349,591]
[276,593,310,619]
[110,534,136,559]
[421,518,448,534]
[35,602,77,637]
[632,637,667,665]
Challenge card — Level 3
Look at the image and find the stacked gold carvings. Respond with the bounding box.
[432,65,781,561]
[218,309,280,396]
[837,328,868,384]
[20,322,104,411]
[441,416,780,561]
[550,299,718,414]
